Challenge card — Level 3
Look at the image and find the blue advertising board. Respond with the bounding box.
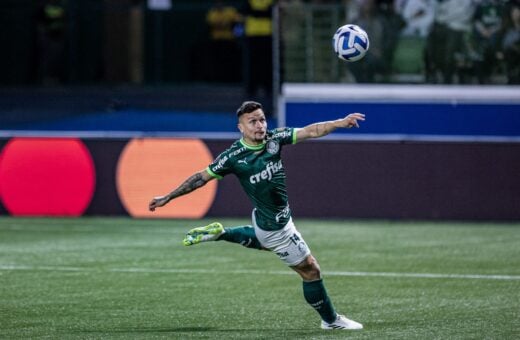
[280,84,520,141]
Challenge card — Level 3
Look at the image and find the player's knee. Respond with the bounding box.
[297,256,321,280]
[308,261,321,280]
[306,267,321,280]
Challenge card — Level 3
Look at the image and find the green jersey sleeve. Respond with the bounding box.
[206,150,233,180]
[269,127,297,145]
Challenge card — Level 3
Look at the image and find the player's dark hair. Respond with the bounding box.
[236,101,262,117]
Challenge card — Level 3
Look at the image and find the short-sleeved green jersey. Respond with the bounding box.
[206,127,297,231]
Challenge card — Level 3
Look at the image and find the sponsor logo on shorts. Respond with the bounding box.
[298,242,308,254]
[276,251,289,258]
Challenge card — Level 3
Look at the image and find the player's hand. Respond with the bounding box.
[149,195,169,212]
[341,113,365,128]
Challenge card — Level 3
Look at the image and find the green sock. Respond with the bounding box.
[302,279,337,323]
[217,226,263,250]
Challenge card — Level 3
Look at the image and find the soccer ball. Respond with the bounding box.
[332,24,369,62]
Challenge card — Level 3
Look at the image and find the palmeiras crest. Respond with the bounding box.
[266,140,280,154]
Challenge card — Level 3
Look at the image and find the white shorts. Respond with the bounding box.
[252,211,311,266]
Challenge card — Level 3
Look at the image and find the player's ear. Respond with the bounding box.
[237,123,243,134]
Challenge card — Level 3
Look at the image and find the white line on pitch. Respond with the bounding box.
[1,264,519,281]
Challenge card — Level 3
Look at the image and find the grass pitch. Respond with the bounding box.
[1,217,519,339]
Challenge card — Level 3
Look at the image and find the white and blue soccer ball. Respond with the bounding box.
[332,24,369,62]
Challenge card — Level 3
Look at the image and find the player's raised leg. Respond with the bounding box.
[183,222,264,249]
[218,225,264,249]
[183,222,224,246]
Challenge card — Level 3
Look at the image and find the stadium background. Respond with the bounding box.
[1,2,519,339]
[0,0,519,221]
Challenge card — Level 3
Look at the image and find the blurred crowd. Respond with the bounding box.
[35,0,67,86]
[23,0,520,87]
[343,0,520,84]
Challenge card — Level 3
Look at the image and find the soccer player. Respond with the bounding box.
[149,101,365,330]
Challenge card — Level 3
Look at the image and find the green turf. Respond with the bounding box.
[1,217,519,339]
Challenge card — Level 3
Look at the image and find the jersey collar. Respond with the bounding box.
[240,138,265,150]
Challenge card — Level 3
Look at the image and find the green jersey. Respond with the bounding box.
[206,127,297,231]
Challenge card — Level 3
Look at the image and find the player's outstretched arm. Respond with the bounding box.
[296,113,365,142]
[149,169,214,211]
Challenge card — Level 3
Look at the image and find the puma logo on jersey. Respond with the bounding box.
[238,159,248,165]
[249,160,283,184]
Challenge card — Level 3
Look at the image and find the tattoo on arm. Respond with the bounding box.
[167,172,208,201]
[312,122,332,137]
[314,124,321,136]
[300,121,337,140]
